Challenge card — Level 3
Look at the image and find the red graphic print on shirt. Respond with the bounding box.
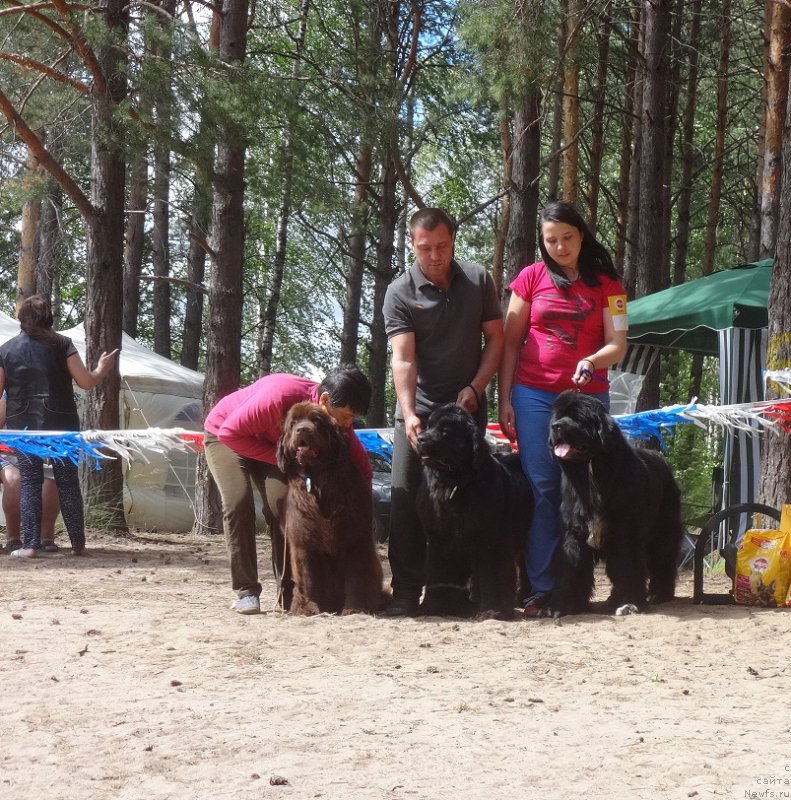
[535,293,595,350]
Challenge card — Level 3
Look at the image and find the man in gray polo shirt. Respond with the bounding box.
[383,207,504,616]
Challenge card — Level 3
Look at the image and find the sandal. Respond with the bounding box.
[4,538,22,554]
[41,539,59,553]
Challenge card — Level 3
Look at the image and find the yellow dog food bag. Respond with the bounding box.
[783,504,791,607]
[734,525,791,607]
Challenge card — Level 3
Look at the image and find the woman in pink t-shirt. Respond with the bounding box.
[498,202,629,617]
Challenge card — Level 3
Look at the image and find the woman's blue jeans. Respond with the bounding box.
[511,385,609,595]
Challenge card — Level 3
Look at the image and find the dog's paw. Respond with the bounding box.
[535,604,569,619]
[534,598,586,618]
[476,608,515,622]
[614,603,640,616]
[421,588,476,619]
[647,591,674,605]
[292,599,321,616]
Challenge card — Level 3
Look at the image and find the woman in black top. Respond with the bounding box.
[0,295,118,558]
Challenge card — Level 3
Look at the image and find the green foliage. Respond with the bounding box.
[659,350,723,527]
[458,0,560,107]
[0,208,20,307]
[0,0,776,427]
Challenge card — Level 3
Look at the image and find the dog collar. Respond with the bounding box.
[302,476,313,493]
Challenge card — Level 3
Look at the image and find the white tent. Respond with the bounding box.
[0,310,20,340]
[62,323,203,532]
[0,311,203,532]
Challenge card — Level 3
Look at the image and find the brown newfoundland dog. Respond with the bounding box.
[276,402,385,615]
[416,403,533,620]
[544,390,683,617]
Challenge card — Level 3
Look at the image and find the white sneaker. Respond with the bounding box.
[232,595,260,615]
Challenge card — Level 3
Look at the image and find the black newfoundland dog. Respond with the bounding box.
[277,402,386,616]
[416,403,533,620]
[545,390,683,617]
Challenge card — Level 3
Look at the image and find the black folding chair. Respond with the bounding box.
[692,502,781,604]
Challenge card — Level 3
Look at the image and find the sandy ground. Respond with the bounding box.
[1,529,790,800]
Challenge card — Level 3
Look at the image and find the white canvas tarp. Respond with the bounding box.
[0,309,20,340]
[0,311,203,532]
[62,324,203,532]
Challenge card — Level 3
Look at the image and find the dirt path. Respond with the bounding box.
[1,530,789,800]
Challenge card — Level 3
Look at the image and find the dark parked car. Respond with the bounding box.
[357,430,394,543]
[368,451,392,543]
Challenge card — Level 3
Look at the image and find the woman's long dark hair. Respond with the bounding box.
[538,201,620,290]
[18,294,69,352]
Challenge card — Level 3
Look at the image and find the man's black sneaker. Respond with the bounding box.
[383,596,420,618]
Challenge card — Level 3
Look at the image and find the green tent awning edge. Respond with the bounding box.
[626,260,772,356]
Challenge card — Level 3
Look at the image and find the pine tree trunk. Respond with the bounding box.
[341,2,378,367]
[747,120,765,263]
[82,0,128,529]
[614,3,640,274]
[546,17,565,203]
[150,0,176,359]
[688,352,704,404]
[340,140,371,366]
[492,109,512,301]
[151,142,172,358]
[202,0,248,405]
[17,142,43,306]
[674,0,702,286]
[37,169,63,306]
[181,174,210,370]
[181,7,222,372]
[587,12,611,232]
[123,138,147,339]
[660,7,682,286]
[506,87,541,284]
[622,2,644,297]
[636,0,672,299]
[759,0,791,260]
[747,2,771,263]
[561,0,581,204]
[192,0,249,538]
[258,0,310,375]
[702,0,732,276]
[635,0,672,414]
[368,156,398,427]
[258,145,295,374]
[395,94,413,279]
[759,77,791,508]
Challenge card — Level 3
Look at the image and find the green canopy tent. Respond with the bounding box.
[613,260,773,515]
[627,260,771,354]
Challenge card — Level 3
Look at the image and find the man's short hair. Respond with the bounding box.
[318,365,371,416]
[409,208,457,238]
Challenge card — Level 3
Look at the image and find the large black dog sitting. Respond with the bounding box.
[544,390,683,617]
[416,403,533,620]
